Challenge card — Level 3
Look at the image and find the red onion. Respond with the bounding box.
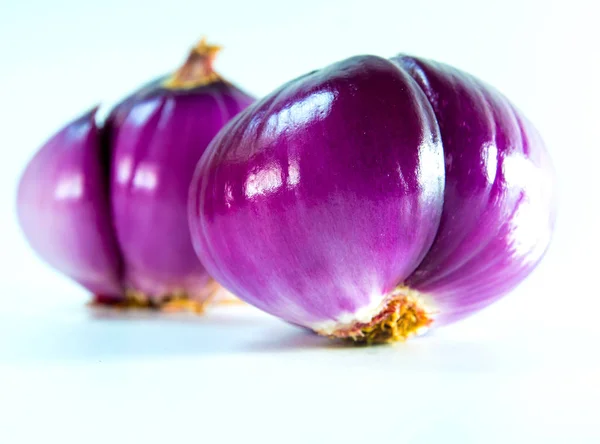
[17,39,254,311]
[189,54,556,342]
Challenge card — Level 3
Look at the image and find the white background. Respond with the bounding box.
[1,0,598,442]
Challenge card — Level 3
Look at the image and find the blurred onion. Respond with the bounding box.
[18,39,254,311]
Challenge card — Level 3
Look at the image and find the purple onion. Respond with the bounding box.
[17,108,123,297]
[394,56,557,326]
[17,39,254,310]
[189,54,556,343]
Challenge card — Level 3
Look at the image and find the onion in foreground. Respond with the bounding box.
[189,54,556,342]
[17,39,254,311]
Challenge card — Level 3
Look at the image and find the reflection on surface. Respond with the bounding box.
[265,90,335,136]
[116,157,132,184]
[504,154,553,259]
[482,142,498,185]
[417,138,444,200]
[503,153,542,193]
[243,158,302,199]
[245,163,282,198]
[132,164,158,191]
[287,159,300,187]
[129,100,161,126]
[66,120,91,141]
[242,91,335,200]
[54,173,83,200]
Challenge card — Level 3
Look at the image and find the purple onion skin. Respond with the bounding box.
[16,109,123,296]
[392,56,557,325]
[107,81,254,300]
[189,54,556,337]
[190,55,445,326]
[17,45,254,304]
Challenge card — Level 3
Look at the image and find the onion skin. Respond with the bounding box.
[190,55,445,326]
[393,56,557,325]
[17,40,254,307]
[107,76,253,302]
[17,108,123,297]
[189,54,556,341]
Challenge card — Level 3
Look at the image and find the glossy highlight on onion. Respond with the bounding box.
[17,38,254,311]
[189,54,556,343]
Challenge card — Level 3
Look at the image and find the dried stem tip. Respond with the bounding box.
[163,37,223,89]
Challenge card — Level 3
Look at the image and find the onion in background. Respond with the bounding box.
[17,39,254,312]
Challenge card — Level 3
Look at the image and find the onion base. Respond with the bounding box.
[89,280,239,314]
[321,292,433,344]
